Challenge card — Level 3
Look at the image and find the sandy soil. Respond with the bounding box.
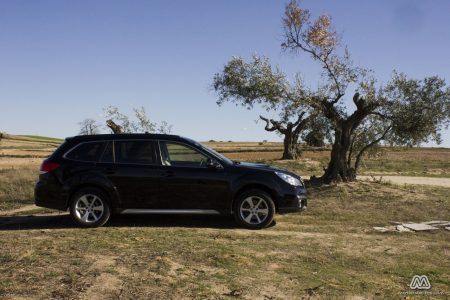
[0,205,39,216]
[359,175,450,188]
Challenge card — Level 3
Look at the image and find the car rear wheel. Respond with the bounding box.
[233,189,275,229]
[70,188,111,228]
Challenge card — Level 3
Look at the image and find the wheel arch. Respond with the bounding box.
[67,183,117,210]
[232,183,279,212]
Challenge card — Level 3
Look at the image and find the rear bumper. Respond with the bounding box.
[34,178,68,211]
[277,186,307,214]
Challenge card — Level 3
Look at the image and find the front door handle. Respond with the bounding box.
[161,170,176,177]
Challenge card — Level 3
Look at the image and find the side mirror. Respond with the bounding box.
[206,158,222,169]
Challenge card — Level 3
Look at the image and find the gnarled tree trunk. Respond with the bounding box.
[282,131,295,159]
[260,113,309,160]
[321,124,355,182]
[320,93,376,182]
[106,119,123,134]
[281,127,300,159]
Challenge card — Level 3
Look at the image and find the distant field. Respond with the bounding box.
[1,135,449,177]
[203,142,450,178]
[17,135,64,143]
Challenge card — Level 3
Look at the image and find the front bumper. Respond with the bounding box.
[277,186,307,213]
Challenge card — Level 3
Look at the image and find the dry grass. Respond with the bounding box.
[0,137,52,211]
[0,169,37,211]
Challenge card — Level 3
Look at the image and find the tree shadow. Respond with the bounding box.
[0,213,240,231]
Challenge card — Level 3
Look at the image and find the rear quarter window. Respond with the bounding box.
[65,141,106,162]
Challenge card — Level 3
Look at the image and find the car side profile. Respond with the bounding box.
[35,134,307,229]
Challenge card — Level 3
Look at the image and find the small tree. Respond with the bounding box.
[302,116,331,147]
[259,113,309,159]
[78,118,101,135]
[103,106,173,134]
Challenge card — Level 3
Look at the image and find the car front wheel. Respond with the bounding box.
[69,188,111,228]
[233,189,275,229]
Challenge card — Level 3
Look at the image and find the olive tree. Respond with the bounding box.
[283,1,450,181]
[213,55,314,159]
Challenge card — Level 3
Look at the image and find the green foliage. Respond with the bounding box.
[213,55,312,121]
[214,55,289,109]
[385,72,450,146]
[303,131,325,147]
[302,116,332,147]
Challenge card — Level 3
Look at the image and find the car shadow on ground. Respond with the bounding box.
[0,213,250,231]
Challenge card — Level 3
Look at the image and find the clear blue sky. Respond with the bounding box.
[1,0,449,146]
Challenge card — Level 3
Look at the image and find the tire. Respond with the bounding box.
[69,187,111,228]
[233,189,275,229]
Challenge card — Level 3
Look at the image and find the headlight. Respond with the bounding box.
[275,171,303,186]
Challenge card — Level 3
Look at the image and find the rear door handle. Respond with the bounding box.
[103,168,116,175]
[161,170,176,177]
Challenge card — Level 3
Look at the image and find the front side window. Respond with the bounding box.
[115,141,156,164]
[160,142,209,167]
[65,141,106,162]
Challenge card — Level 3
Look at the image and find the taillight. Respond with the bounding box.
[40,160,60,174]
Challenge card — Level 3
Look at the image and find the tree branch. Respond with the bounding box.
[259,115,287,133]
[354,125,392,172]
[285,28,343,103]
[292,111,306,127]
[293,113,311,136]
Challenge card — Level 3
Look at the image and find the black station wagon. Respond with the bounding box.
[35,134,307,229]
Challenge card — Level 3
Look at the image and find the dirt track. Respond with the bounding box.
[359,175,450,188]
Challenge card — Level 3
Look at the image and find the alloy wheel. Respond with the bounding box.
[74,194,104,224]
[239,196,269,225]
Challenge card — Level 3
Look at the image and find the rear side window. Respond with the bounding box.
[65,142,106,162]
[100,141,114,163]
[115,141,156,164]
